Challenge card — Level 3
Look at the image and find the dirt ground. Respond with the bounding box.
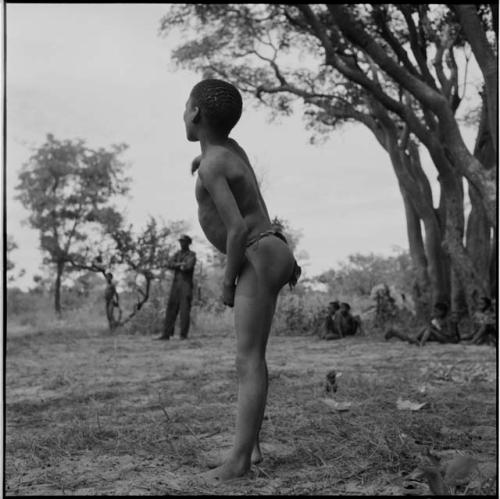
[4,322,498,495]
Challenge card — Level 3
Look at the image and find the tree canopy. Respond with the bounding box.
[16,133,131,313]
[160,3,497,316]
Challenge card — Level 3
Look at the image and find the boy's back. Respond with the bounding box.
[195,139,272,254]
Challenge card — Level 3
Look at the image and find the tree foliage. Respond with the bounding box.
[6,235,25,283]
[16,133,131,313]
[6,235,17,273]
[160,3,497,315]
[68,216,188,327]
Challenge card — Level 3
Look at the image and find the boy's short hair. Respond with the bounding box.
[106,272,113,279]
[190,79,242,135]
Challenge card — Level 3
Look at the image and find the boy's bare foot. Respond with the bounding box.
[205,445,262,469]
[200,458,250,483]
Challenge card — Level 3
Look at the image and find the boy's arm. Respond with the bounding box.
[199,159,249,306]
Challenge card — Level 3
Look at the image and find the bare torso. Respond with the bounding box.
[195,139,272,254]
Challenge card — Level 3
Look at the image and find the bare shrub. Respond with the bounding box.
[273,291,327,336]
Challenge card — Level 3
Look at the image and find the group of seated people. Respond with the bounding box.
[385,296,497,347]
[320,300,364,340]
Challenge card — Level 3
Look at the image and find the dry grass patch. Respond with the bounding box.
[5,322,497,495]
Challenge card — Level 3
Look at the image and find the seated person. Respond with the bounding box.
[385,302,458,346]
[467,297,497,346]
[334,302,364,337]
[322,301,341,340]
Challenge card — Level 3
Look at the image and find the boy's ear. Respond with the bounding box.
[192,106,201,123]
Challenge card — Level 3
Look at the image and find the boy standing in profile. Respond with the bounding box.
[182,78,300,482]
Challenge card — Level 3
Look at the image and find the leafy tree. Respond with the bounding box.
[6,235,17,273]
[6,235,25,283]
[16,133,131,314]
[160,3,497,315]
[68,216,187,327]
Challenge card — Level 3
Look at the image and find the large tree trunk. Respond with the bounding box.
[421,212,450,305]
[324,3,497,228]
[454,4,498,154]
[366,105,450,315]
[386,140,450,308]
[54,261,64,315]
[466,184,491,298]
[401,190,431,318]
[468,91,497,302]
[426,141,489,314]
[440,170,487,315]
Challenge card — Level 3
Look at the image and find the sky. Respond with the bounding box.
[4,4,477,290]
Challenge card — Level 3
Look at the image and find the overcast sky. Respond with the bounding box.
[5,4,478,290]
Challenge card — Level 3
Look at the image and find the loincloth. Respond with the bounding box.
[246,229,302,289]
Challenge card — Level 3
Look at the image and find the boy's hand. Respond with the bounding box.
[222,282,236,307]
[191,155,202,174]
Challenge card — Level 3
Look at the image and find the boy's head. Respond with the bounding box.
[328,301,340,313]
[433,301,448,317]
[106,272,113,282]
[340,302,351,314]
[184,79,242,141]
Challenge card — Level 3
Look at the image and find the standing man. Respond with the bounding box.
[155,234,196,340]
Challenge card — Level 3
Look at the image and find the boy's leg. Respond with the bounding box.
[202,238,293,481]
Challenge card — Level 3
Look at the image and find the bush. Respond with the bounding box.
[273,290,327,336]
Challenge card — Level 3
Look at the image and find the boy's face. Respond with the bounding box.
[183,96,199,142]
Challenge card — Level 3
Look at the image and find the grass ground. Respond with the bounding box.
[4,317,497,495]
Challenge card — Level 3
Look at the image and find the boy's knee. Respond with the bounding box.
[235,353,262,377]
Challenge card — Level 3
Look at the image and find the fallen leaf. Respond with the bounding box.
[444,455,478,486]
[396,397,427,411]
[321,398,352,412]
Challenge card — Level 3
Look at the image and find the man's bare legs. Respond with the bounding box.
[202,237,294,482]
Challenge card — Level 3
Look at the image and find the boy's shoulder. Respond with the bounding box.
[199,146,243,177]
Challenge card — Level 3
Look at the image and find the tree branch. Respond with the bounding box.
[327,4,446,112]
[398,4,438,89]
[371,5,420,78]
